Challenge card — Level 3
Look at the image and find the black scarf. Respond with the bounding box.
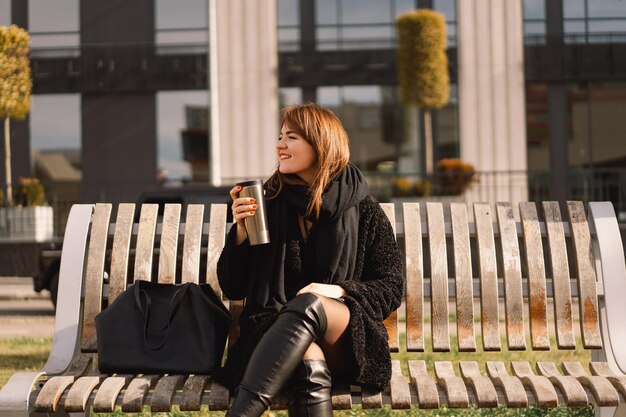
[246,164,369,315]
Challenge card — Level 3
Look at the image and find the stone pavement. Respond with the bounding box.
[0,277,55,339]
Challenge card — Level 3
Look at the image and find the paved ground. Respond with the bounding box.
[0,277,55,339]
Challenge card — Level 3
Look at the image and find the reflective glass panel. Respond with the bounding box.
[434,0,456,20]
[278,0,299,26]
[523,0,545,19]
[0,0,10,26]
[587,0,626,18]
[31,94,81,151]
[29,0,79,47]
[157,91,208,181]
[316,0,338,24]
[341,0,391,24]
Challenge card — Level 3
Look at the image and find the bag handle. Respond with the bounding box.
[134,283,189,351]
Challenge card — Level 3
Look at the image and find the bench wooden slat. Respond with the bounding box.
[121,375,159,413]
[158,204,181,284]
[109,203,135,304]
[92,375,133,412]
[151,374,186,412]
[181,205,205,284]
[542,202,576,349]
[450,203,476,352]
[511,361,558,407]
[64,375,103,412]
[179,375,210,411]
[403,203,424,352]
[590,362,626,399]
[134,204,159,282]
[486,361,528,407]
[361,387,383,409]
[389,360,411,409]
[474,203,501,351]
[566,202,602,349]
[427,203,450,352]
[496,202,526,350]
[381,203,399,352]
[519,202,550,350]
[330,382,352,409]
[536,362,588,407]
[34,376,75,412]
[434,361,469,408]
[208,380,230,410]
[81,203,112,352]
[459,361,498,407]
[408,360,439,409]
[563,362,619,406]
[207,204,227,296]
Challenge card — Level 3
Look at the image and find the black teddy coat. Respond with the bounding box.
[214,194,404,391]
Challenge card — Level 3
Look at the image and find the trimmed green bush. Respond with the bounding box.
[0,25,32,206]
[396,10,449,108]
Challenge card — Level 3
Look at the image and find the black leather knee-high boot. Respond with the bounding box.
[226,294,328,417]
[288,360,333,417]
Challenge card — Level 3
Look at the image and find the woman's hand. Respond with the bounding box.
[230,185,258,245]
[297,283,347,299]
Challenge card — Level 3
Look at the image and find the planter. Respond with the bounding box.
[0,206,54,241]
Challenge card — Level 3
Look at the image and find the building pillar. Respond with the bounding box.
[456,0,528,206]
[209,0,279,184]
[80,0,157,203]
[546,0,568,206]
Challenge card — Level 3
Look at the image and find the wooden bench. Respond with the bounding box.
[2,201,626,416]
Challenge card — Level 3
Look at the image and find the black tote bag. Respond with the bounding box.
[95,281,231,374]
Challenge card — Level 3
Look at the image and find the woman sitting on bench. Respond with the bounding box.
[213,103,405,417]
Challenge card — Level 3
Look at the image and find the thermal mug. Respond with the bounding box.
[236,179,270,245]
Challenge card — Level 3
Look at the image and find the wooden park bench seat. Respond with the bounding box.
[2,200,626,416]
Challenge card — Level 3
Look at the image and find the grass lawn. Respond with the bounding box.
[0,336,594,416]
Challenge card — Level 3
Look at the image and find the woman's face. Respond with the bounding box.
[277,123,317,185]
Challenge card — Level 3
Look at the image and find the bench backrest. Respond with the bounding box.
[77,201,603,356]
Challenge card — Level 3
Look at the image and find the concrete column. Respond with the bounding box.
[548,86,568,205]
[80,0,157,203]
[546,1,568,206]
[209,0,279,184]
[456,0,528,205]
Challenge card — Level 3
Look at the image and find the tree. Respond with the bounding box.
[0,25,32,207]
[396,10,449,175]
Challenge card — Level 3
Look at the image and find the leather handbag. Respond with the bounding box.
[95,281,231,374]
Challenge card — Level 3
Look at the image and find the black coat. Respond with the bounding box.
[214,194,404,391]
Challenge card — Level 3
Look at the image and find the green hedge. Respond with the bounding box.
[396,10,449,109]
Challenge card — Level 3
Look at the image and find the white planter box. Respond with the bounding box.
[0,206,54,241]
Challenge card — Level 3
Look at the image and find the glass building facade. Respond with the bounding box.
[2,0,626,215]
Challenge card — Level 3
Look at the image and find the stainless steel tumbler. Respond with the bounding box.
[237,180,270,245]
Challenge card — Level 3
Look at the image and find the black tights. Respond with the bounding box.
[300,295,353,379]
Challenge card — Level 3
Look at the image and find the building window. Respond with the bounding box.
[315,0,457,50]
[0,0,10,26]
[155,0,207,51]
[523,0,546,39]
[29,0,79,48]
[564,0,626,38]
[278,0,300,51]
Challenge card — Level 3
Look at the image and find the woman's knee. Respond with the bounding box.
[302,342,325,360]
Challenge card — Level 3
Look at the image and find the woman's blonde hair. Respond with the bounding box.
[267,103,350,219]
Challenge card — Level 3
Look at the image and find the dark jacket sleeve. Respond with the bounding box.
[339,203,404,321]
[216,224,253,300]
